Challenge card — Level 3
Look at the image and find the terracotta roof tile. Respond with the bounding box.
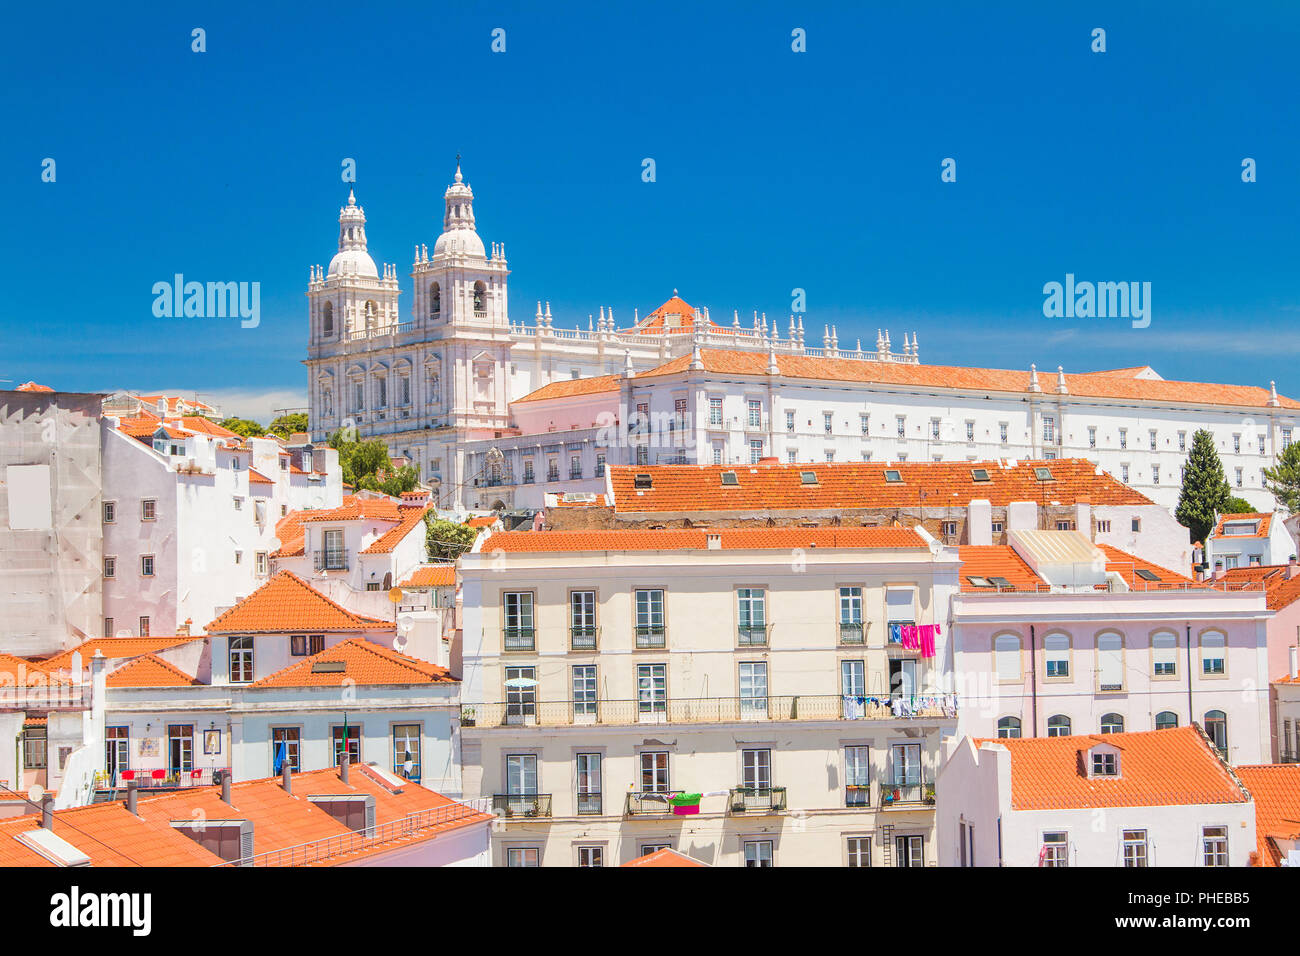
[1221,565,1300,610]
[105,654,201,688]
[959,543,1203,592]
[975,726,1247,811]
[247,468,275,485]
[633,348,1300,410]
[464,515,497,528]
[512,372,623,404]
[399,565,456,588]
[15,381,54,392]
[621,847,708,867]
[205,571,390,633]
[480,526,926,553]
[250,638,453,688]
[1211,512,1273,539]
[608,459,1151,514]
[300,494,402,523]
[622,295,720,334]
[361,505,430,554]
[272,511,307,558]
[1235,764,1300,866]
[40,637,202,672]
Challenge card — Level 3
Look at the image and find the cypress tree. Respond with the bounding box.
[1263,441,1300,514]
[1175,428,1230,545]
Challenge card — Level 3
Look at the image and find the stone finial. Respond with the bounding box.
[624,350,635,376]
[1269,380,1281,407]
[1028,363,1041,392]
[1056,365,1068,394]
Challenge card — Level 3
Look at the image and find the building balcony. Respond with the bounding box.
[736,624,770,647]
[576,793,603,815]
[879,779,936,809]
[463,694,956,730]
[634,624,666,649]
[492,793,552,819]
[570,625,599,652]
[502,626,536,652]
[728,786,787,814]
[839,622,865,645]
[1279,749,1298,764]
[568,468,583,480]
[844,784,872,807]
[313,551,348,572]
[97,767,232,793]
[625,791,683,817]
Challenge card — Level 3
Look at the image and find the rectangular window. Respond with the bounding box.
[271,727,301,772]
[503,666,538,725]
[895,835,924,868]
[577,846,603,867]
[897,416,906,438]
[1235,467,1243,488]
[576,753,602,814]
[506,847,540,867]
[839,586,864,643]
[1202,826,1228,867]
[140,554,154,577]
[1043,417,1056,443]
[388,723,421,780]
[572,664,598,718]
[639,751,669,792]
[749,440,763,464]
[229,636,253,682]
[742,748,771,792]
[1041,832,1068,867]
[738,662,768,718]
[1118,429,1127,449]
[930,417,941,439]
[709,397,723,426]
[1233,434,1241,453]
[840,659,865,698]
[1121,464,1130,483]
[103,501,116,523]
[1259,435,1267,455]
[824,412,833,433]
[1152,465,1160,485]
[966,420,975,441]
[103,617,114,637]
[329,724,360,766]
[1096,519,1111,533]
[503,591,535,650]
[255,551,268,575]
[1045,636,1069,678]
[737,588,766,644]
[1150,430,1158,450]
[167,724,194,773]
[634,589,665,647]
[22,726,47,770]
[289,634,325,656]
[744,840,774,867]
[103,556,116,578]
[890,743,922,786]
[141,499,156,520]
[1088,426,1097,448]
[570,590,596,649]
[105,726,128,776]
[637,664,667,716]
[747,400,762,428]
[999,423,1008,444]
[1122,829,1148,867]
[846,836,872,867]
[1201,633,1226,675]
[1179,431,1187,452]
[860,413,869,434]
[786,410,795,432]
[845,746,870,807]
[138,616,150,637]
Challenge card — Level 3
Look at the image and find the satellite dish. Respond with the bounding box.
[388,587,403,603]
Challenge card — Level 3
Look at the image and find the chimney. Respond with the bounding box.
[1289,555,1299,580]
[340,751,350,784]
[177,618,191,638]
[41,793,54,830]
[219,769,232,805]
[1213,563,1226,581]
[126,781,138,816]
[706,533,722,550]
[282,761,293,795]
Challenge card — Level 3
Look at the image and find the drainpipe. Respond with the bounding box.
[126,781,138,816]
[1186,623,1194,723]
[1029,625,1038,737]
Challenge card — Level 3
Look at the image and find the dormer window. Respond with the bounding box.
[884,469,902,483]
[1091,752,1118,776]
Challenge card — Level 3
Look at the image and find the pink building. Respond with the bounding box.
[951,530,1271,764]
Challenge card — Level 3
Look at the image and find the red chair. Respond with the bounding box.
[190,770,203,785]
[120,770,135,781]
[151,769,166,779]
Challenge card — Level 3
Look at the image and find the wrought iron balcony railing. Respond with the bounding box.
[839,622,865,644]
[728,786,787,814]
[634,624,667,648]
[502,626,536,652]
[736,624,770,646]
[463,694,957,729]
[313,550,348,571]
[576,793,603,815]
[570,624,599,651]
[492,793,553,819]
[879,779,936,809]
[625,790,682,816]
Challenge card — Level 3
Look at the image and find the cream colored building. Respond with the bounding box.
[458,526,961,866]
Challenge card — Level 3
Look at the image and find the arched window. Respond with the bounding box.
[1155,711,1178,730]
[1100,713,1124,734]
[429,282,441,317]
[322,301,334,337]
[995,634,1021,681]
[1204,710,1228,754]
[1046,715,1072,737]
[997,716,1021,739]
[473,280,487,315]
[1097,633,1124,691]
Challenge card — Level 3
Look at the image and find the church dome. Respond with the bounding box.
[433,228,485,258]
[326,248,379,278]
[326,189,379,278]
[432,160,486,259]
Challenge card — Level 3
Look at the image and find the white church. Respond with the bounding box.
[305,164,1298,514]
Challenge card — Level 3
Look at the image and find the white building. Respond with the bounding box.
[935,726,1256,866]
[102,414,342,638]
[952,530,1272,764]
[459,526,960,866]
[1205,511,1298,570]
[303,168,1298,515]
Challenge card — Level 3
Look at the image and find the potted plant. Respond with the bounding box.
[924,785,936,805]
[460,706,476,727]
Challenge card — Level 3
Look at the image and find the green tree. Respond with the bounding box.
[426,516,478,562]
[1222,496,1256,515]
[1263,442,1300,513]
[371,465,419,497]
[220,417,266,438]
[268,412,309,439]
[327,429,389,487]
[1175,428,1231,544]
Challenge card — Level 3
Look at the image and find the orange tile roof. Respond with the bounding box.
[40,637,201,672]
[622,295,720,334]
[205,571,390,633]
[1235,764,1300,866]
[1096,544,1202,590]
[958,545,1043,591]
[273,510,307,557]
[976,726,1247,811]
[480,526,926,553]
[512,372,623,404]
[105,654,201,688]
[250,638,453,688]
[608,459,1151,514]
[633,348,1300,409]
[621,847,709,867]
[0,654,68,686]
[1211,512,1273,539]
[1220,565,1300,610]
[15,381,54,392]
[0,768,490,867]
[179,416,238,438]
[247,468,275,485]
[464,515,497,528]
[552,492,608,507]
[399,565,457,588]
[300,494,402,523]
[361,505,430,554]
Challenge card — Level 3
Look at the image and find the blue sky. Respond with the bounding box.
[3,1,1298,420]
